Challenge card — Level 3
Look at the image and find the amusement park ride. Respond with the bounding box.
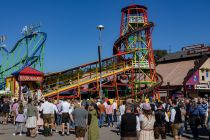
[0,4,163,100]
[0,24,46,90]
[43,4,162,100]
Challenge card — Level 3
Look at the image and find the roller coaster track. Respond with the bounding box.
[0,32,46,89]
[119,73,163,100]
[43,22,162,99]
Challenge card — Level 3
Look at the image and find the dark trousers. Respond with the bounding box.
[113,109,117,122]
[189,116,200,139]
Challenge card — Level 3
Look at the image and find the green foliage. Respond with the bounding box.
[153,50,168,63]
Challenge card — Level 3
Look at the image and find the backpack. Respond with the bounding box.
[150,103,156,112]
[174,107,182,124]
[154,109,166,127]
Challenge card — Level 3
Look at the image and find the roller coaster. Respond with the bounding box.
[0,24,46,90]
[43,4,162,100]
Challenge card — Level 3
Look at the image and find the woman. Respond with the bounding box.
[25,98,38,137]
[88,103,99,140]
[106,101,113,127]
[138,103,155,140]
[13,102,26,136]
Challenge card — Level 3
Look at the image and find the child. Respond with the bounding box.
[13,102,26,136]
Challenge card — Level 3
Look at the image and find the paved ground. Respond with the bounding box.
[0,124,209,140]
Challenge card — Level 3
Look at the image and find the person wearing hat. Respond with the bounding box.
[138,103,155,140]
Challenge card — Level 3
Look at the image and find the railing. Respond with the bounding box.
[43,56,133,96]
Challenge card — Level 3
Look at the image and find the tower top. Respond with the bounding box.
[121,4,147,12]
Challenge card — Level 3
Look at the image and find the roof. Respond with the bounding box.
[156,60,195,86]
[158,45,210,63]
[121,4,147,12]
[12,66,44,76]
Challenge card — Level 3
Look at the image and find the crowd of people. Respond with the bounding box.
[0,96,210,140]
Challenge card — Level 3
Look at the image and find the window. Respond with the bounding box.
[202,76,205,81]
[206,71,209,78]
[193,75,197,81]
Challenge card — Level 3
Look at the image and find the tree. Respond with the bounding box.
[153,50,168,63]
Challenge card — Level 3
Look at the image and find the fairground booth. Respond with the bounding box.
[6,66,44,100]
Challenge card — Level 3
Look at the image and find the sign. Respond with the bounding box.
[194,84,210,90]
[18,75,43,82]
[134,61,149,68]
[129,16,144,23]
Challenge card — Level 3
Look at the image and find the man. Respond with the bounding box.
[154,102,169,140]
[170,100,182,140]
[61,98,71,136]
[71,104,88,140]
[50,99,58,134]
[56,100,62,126]
[120,105,137,140]
[98,101,106,128]
[40,97,55,136]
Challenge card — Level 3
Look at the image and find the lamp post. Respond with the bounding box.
[97,25,104,100]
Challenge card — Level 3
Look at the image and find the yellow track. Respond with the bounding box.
[44,66,132,97]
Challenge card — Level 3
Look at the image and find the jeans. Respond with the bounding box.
[99,112,105,127]
[107,114,113,127]
[56,114,62,126]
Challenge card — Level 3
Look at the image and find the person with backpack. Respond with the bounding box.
[170,100,182,140]
[154,102,169,140]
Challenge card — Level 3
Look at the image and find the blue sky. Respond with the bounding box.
[1,0,210,73]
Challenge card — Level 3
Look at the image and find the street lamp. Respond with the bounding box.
[97,25,104,100]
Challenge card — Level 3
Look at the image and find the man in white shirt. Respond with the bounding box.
[40,97,55,136]
[61,98,70,136]
[50,99,58,133]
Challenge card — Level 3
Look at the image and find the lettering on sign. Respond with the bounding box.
[18,75,43,82]
[194,84,210,89]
